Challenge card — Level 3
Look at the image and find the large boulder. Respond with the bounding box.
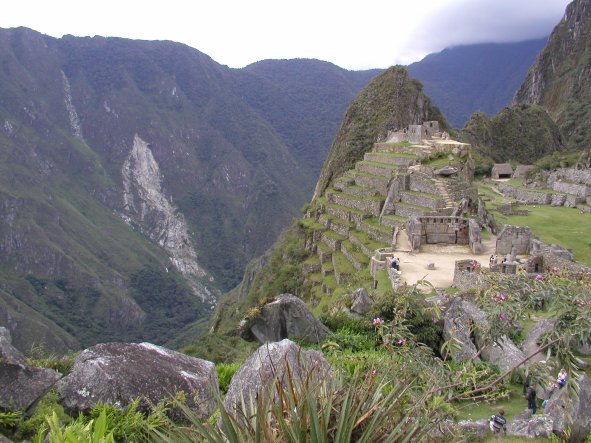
[350,288,373,315]
[224,339,332,421]
[507,414,554,439]
[520,318,555,363]
[56,342,218,419]
[239,294,330,344]
[444,298,526,372]
[0,327,61,411]
[456,419,489,440]
[544,374,591,442]
[442,297,479,361]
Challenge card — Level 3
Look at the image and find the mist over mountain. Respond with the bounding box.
[408,38,548,128]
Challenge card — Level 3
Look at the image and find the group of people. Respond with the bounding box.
[490,369,568,435]
[390,257,401,271]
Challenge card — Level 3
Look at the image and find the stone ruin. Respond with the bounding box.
[386,121,445,144]
[496,225,532,255]
[405,216,483,253]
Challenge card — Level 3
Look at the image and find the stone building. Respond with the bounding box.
[491,163,514,179]
[496,225,532,255]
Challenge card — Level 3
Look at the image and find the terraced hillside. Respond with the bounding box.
[300,137,475,310]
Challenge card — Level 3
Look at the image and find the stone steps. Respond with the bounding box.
[432,178,456,208]
[326,190,383,217]
[400,190,443,210]
[380,214,406,228]
[332,250,356,285]
[333,176,355,192]
[316,241,333,264]
[355,160,399,178]
[321,231,347,251]
[358,218,393,244]
[346,170,390,196]
[341,240,370,271]
[325,202,371,226]
[321,259,334,277]
[394,202,435,218]
[348,229,383,258]
[364,152,418,167]
[302,255,321,276]
[339,184,381,198]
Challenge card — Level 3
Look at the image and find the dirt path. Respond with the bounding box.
[393,234,497,290]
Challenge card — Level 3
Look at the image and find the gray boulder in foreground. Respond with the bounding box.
[224,339,332,421]
[507,413,554,439]
[239,294,330,344]
[545,374,591,442]
[0,327,61,411]
[56,342,218,418]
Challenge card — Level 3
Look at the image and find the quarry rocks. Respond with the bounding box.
[544,374,591,442]
[240,294,329,344]
[350,287,373,314]
[443,298,526,372]
[56,342,218,418]
[0,327,61,411]
[224,339,332,422]
[508,414,554,439]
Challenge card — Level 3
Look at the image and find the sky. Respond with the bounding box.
[0,0,572,70]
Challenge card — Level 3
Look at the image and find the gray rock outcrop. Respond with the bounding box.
[443,297,480,361]
[0,327,61,411]
[508,413,554,439]
[443,298,526,372]
[544,374,591,442]
[520,318,554,363]
[224,339,332,422]
[239,294,330,344]
[457,419,488,440]
[350,288,373,315]
[56,342,218,418]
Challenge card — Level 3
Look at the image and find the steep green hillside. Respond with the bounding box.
[408,39,547,128]
[314,66,449,199]
[0,28,381,352]
[513,0,591,149]
[462,105,565,163]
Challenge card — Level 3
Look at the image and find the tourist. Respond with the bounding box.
[526,384,537,414]
[489,409,506,435]
[557,369,567,388]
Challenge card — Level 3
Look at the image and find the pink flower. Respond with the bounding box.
[372,317,384,326]
[491,292,508,303]
[396,338,407,346]
[535,274,545,280]
[470,260,481,269]
[499,313,508,322]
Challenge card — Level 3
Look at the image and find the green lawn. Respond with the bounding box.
[500,205,591,266]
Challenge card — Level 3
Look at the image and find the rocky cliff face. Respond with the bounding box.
[121,135,213,304]
[513,0,591,148]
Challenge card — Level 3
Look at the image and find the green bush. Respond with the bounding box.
[216,362,241,394]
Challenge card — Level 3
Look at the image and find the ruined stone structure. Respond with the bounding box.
[452,259,486,290]
[386,121,441,144]
[513,165,535,178]
[496,225,532,255]
[405,216,482,253]
[491,163,514,179]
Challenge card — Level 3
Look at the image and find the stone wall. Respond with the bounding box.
[408,125,422,144]
[497,183,553,204]
[405,216,470,249]
[552,181,591,197]
[496,225,532,255]
[400,191,442,209]
[548,168,591,185]
[453,259,486,290]
[409,173,439,194]
[468,219,483,253]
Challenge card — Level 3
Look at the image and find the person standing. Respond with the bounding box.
[489,409,507,435]
[526,384,537,414]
